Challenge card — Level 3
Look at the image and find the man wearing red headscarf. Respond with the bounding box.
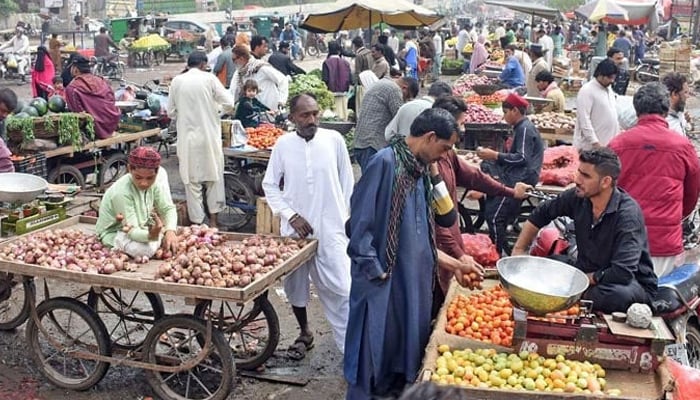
[95,146,178,260]
[477,93,544,254]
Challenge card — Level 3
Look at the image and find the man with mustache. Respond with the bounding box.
[262,93,354,360]
[512,148,658,314]
[662,72,691,136]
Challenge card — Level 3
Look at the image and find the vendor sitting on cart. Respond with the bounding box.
[512,148,658,314]
[234,79,271,128]
[95,146,178,260]
[499,45,525,89]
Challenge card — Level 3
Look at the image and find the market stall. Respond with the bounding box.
[419,257,676,398]
[0,215,318,400]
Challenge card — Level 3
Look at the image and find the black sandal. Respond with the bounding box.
[287,334,314,360]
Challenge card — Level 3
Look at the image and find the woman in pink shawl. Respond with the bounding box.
[469,35,489,74]
[31,46,55,99]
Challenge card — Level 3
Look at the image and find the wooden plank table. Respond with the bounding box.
[223,147,271,163]
[43,129,161,159]
[0,216,318,303]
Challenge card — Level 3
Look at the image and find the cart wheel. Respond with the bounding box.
[241,163,267,196]
[98,152,128,189]
[48,164,86,188]
[142,314,234,400]
[220,172,256,231]
[153,51,167,66]
[113,62,125,80]
[26,297,111,391]
[0,274,34,331]
[193,295,280,370]
[87,288,164,351]
[142,52,153,68]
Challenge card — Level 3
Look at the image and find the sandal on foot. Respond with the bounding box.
[287,334,314,360]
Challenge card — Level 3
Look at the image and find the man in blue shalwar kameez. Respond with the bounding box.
[344,108,482,399]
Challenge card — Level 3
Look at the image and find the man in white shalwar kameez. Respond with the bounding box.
[262,93,353,359]
[230,44,289,111]
[168,51,235,227]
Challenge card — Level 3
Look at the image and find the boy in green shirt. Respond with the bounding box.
[95,146,178,259]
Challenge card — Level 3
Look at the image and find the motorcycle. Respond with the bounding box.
[0,52,28,82]
[91,50,125,80]
[635,57,660,83]
[305,33,327,57]
[526,190,700,367]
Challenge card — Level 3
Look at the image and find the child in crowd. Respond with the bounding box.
[48,76,65,98]
[234,79,270,128]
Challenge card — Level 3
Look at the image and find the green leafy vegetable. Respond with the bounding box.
[288,74,334,111]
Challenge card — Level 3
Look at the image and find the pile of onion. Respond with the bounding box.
[155,227,304,288]
[0,229,137,274]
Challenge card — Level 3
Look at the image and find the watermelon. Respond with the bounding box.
[146,94,161,115]
[29,97,48,116]
[13,100,25,114]
[13,112,29,118]
[48,95,66,112]
[21,106,39,117]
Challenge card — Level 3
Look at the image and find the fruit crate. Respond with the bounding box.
[11,153,48,179]
[462,123,511,151]
[6,113,94,144]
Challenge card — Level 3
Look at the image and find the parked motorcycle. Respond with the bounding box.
[526,189,700,367]
[91,50,125,80]
[635,57,660,83]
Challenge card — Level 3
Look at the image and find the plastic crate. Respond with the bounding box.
[462,123,511,151]
[11,153,48,179]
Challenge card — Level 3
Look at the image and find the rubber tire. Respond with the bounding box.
[0,275,35,331]
[112,62,125,80]
[48,164,86,188]
[686,324,700,369]
[306,45,319,57]
[241,163,267,196]
[221,172,256,231]
[193,295,280,370]
[86,289,164,350]
[142,314,234,400]
[26,297,111,391]
[98,152,128,190]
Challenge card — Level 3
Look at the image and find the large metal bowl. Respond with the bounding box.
[0,173,49,203]
[496,256,589,316]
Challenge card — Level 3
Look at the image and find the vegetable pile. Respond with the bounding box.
[465,92,507,106]
[432,346,619,395]
[246,124,285,149]
[462,233,499,267]
[129,34,171,52]
[288,74,334,111]
[463,104,502,124]
[0,229,138,274]
[155,227,305,288]
[539,146,579,187]
[529,112,576,131]
[452,74,494,97]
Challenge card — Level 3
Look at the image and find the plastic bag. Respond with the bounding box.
[231,120,247,147]
[667,358,700,400]
[462,233,500,267]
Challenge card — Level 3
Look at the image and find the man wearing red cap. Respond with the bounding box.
[477,93,544,254]
[95,146,178,260]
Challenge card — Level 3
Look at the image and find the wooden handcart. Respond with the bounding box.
[0,215,318,400]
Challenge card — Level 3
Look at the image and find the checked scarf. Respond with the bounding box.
[385,135,437,277]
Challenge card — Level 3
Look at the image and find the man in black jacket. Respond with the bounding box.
[476,93,544,254]
[269,41,305,76]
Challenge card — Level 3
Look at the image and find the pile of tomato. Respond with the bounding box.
[445,285,515,347]
[246,124,285,149]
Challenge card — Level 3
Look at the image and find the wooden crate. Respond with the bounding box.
[256,197,280,236]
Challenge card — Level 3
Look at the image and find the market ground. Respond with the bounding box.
[3,55,700,400]
[0,55,349,400]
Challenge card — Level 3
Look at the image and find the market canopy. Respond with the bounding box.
[576,0,629,22]
[299,0,443,33]
[576,0,659,27]
[482,0,565,21]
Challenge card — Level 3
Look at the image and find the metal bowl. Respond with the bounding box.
[496,256,589,316]
[0,173,48,203]
[115,100,145,113]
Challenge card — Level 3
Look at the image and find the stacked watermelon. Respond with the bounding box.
[13,96,66,118]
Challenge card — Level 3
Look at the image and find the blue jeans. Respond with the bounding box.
[354,147,377,174]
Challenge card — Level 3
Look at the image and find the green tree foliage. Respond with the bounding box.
[0,0,18,18]
[547,0,585,12]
